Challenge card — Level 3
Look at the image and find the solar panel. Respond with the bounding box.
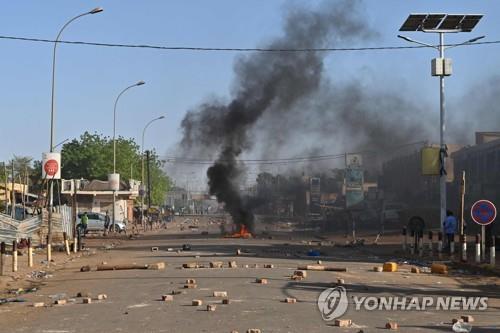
[460,15,483,32]
[400,13,483,32]
[423,14,446,30]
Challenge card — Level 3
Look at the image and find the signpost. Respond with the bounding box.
[471,199,497,262]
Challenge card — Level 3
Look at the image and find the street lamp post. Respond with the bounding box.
[48,7,103,260]
[398,13,484,234]
[111,80,145,232]
[140,116,165,229]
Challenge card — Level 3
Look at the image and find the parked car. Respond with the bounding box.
[77,212,126,234]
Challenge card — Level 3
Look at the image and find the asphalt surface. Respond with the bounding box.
[1,220,499,333]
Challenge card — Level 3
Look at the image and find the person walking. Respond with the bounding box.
[443,210,457,250]
[104,211,111,234]
[80,212,89,236]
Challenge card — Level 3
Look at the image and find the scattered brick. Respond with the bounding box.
[334,319,352,327]
[294,270,307,278]
[213,291,228,297]
[161,295,174,302]
[207,304,217,311]
[383,262,398,272]
[192,299,203,306]
[385,322,398,330]
[183,263,198,269]
[82,298,92,304]
[284,297,297,303]
[256,278,268,284]
[461,315,474,323]
[210,261,223,268]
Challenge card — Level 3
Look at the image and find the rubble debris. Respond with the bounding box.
[460,315,474,323]
[182,244,191,251]
[183,263,198,269]
[228,261,238,268]
[0,298,27,304]
[80,265,91,272]
[147,262,166,270]
[284,297,297,303]
[411,267,420,274]
[82,298,92,304]
[161,295,174,302]
[76,291,92,298]
[264,264,274,268]
[294,270,307,278]
[256,278,268,284]
[210,261,223,268]
[213,291,228,297]
[452,321,472,333]
[431,263,448,274]
[192,299,203,306]
[207,304,217,311]
[96,263,148,271]
[29,270,52,279]
[247,329,261,333]
[334,319,352,327]
[383,262,398,272]
[385,322,398,330]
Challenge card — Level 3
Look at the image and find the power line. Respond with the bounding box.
[0,34,498,53]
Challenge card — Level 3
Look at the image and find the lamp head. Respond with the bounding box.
[89,7,104,14]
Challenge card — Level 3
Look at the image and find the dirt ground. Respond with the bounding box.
[0,216,499,332]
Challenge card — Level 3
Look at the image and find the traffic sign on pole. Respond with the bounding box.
[471,200,497,226]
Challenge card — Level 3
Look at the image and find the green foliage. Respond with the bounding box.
[61,132,171,205]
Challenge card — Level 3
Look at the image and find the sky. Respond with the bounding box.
[0,0,498,169]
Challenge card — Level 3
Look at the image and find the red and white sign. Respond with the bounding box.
[42,152,61,179]
[471,199,497,226]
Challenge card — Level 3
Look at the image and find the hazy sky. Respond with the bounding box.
[0,0,498,163]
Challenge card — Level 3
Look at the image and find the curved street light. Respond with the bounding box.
[48,7,103,260]
[140,115,166,226]
[111,80,145,231]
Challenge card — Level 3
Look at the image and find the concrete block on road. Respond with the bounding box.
[147,262,166,270]
[373,266,383,272]
[80,265,91,272]
[184,284,197,289]
[82,298,92,304]
[255,278,268,284]
[337,279,345,285]
[284,297,297,303]
[54,299,67,305]
[461,315,474,323]
[161,295,174,301]
[210,261,223,268]
[431,263,448,274]
[411,267,420,274]
[213,291,228,297]
[76,291,92,298]
[192,299,203,306]
[264,264,274,268]
[151,247,159,252]
[247,329,261,333]
[97,294,108,300]
[334,319,351,327]
[228,261,237,268]
[207,304,216,311]
[385,322,398,330]
[186,279,196,284]
[383,262,398,272]
[294,270,307,278]
[32,302,45,307]
[222,298,230,305]
[183,263,198,269]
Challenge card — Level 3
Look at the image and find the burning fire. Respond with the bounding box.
[228,224,252,239]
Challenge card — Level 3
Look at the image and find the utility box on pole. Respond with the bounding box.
[431,58,452,76]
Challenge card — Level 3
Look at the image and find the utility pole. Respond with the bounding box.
[11,161,15,219]
[146,150,152,209]
[459,171,466,236]
[3,163,7,214]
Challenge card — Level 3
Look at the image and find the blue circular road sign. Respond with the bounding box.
[471,200,497,226]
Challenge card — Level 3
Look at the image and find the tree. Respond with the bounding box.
[61,132,171,205]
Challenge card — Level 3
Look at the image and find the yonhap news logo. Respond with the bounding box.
[317,287,488,321]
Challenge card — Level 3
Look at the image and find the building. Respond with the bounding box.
[61,178,140,223]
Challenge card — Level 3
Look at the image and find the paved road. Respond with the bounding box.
[1,224,500,332]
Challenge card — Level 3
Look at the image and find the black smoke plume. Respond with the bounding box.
[178,0,374,230]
